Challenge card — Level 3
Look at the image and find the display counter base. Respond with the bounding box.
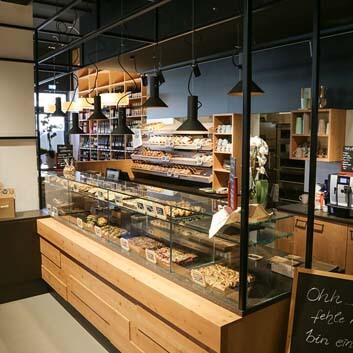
[37,218,290,353]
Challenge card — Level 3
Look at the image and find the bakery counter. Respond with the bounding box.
[37,217,290,353]
[277,203,353,226]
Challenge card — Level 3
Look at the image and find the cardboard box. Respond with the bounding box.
[0,197,15,219]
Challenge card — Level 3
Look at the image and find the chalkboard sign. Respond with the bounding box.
[56,144,73,169]
[342,146,353,173]
[286,268,353,353]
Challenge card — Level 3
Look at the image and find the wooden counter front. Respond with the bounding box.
[37,218,290,353]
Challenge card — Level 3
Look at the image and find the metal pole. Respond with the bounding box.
[305,0,321,269]
[239,0,252,314]
[36,0,83,31]
[34,30,44,209]
[38,0,171,64]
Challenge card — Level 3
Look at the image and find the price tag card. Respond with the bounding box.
[209,207,232,238]
[97,190,105,201]
[120,238,130,251]
[173,173,179,178]
[52,207,58,217]
[47,203,52,213]
[155,205,167,220]
[145,202,156,217]
[136,201,146,214]
[145,249,157,264]
[115,193,123,206]
[76,217,83,229]
[166,172,173,177]
[94,226,102,237]
[191,270,206,287]
[196,143,202,149]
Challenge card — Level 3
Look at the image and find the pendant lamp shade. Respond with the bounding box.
[101,92,130,107]
[143,76,168,108]
[88,95,108,120]
[51,97,66,117]
[69,113,84,134]
[111,107,134,135]
[176,96,207,132]
[227,79,264,96]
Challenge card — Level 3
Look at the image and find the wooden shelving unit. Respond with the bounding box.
[289,109,346,162]
[76,68,147,161]
[212,114,242,189]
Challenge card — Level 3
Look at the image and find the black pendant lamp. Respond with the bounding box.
[228,53,264,96]
[143,76,168,108]
[88,95,108,120]
[112,107,134,135]
[176,96,207,132]
[51,97,66,117]
[228,80,264,96]
[69,113,84,134]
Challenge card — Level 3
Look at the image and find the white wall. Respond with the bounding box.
[0,2,38,211]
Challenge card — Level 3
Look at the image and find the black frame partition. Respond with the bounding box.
[0,0,335,315]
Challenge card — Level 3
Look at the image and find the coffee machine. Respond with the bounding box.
[328,173,353,217]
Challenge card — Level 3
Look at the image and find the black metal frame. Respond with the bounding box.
[0,0,332,315]
[305,0,321,269]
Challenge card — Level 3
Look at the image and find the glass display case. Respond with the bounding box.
[43,172,296,314]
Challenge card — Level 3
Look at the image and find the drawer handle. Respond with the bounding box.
[314,222,324,233]
[0,205,9,209]
[350,229,353,241]
[295,219,307,229]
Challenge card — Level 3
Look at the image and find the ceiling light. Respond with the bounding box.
[143,76,168,108]
[51,97,66,117]
[228,80,264,96]
[176,96,207,132]
[69,113,84,134]
[111,107,134,135]
[88,95,108,120]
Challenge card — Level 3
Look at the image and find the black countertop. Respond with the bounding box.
[0,209,48,223]
[277,203,353,226]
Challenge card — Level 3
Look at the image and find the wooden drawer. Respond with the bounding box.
[293,217,347,269]
[133,305,208,353]
[130,325,168,353]
[346,227,353,275]
[41,255,65,283]
[41,265,67,300]
[40,238,61,268]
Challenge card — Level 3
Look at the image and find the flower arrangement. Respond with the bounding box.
[250,136,269,205]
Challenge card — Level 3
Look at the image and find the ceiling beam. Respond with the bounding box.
[38,0,171,64]
[37,0,83,31]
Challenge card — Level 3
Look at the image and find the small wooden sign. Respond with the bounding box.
[286,268,353,353]
[120,238,130,251]
[145,249,157,264]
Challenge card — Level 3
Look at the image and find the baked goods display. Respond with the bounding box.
[128,236,164,250]
[147,135,212,150]
[191,264,254,291]
[132,162,211,179]
[155,247,198,265]
[102,225,127,240]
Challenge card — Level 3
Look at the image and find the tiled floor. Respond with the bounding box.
[0,294,115,353]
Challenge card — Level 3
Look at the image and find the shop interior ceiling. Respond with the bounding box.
[29,0,353,91]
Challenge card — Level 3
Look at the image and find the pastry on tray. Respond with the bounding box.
[155,247,198,265]
[191,264,254,291]
[128,236,164,250]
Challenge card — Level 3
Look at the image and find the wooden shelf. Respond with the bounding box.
[214,151,232,155]
[214,133,232,136]
[289,109,346,162]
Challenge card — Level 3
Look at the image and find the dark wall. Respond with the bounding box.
[149,33,353,119]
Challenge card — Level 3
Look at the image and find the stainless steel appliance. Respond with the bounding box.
[328,173,353,217]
